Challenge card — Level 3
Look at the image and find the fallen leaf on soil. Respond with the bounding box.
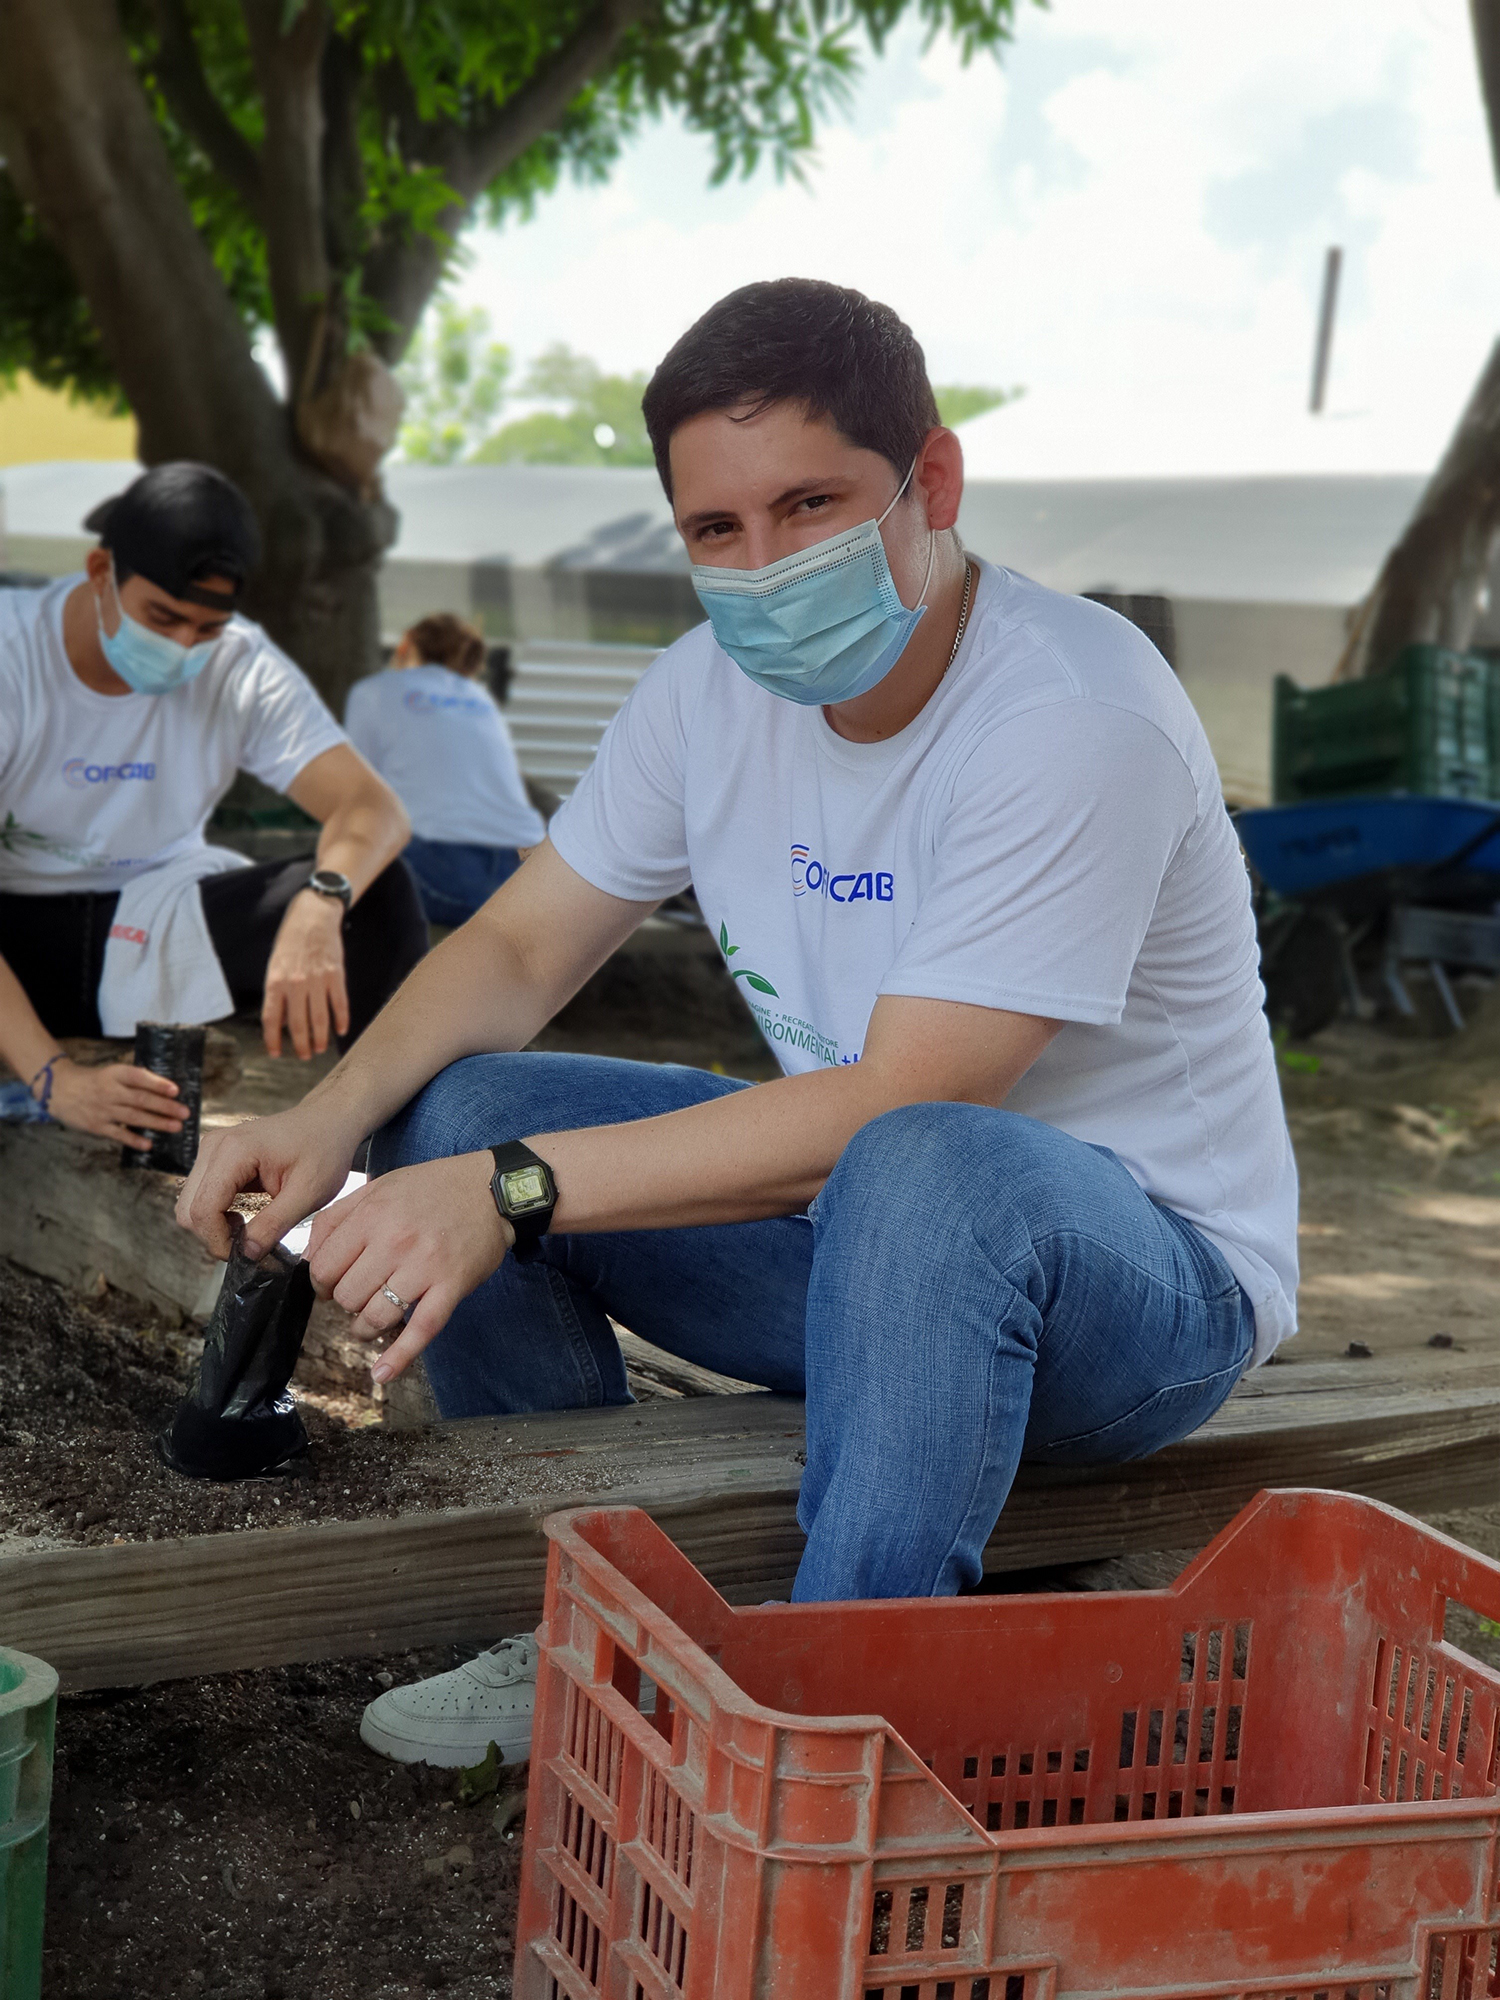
[456,1740,504,1805]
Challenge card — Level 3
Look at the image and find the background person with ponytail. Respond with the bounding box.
[345,613,546,929]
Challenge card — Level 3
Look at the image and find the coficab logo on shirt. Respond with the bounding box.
[62,759,157,791]
[402,687,490,716]
[789,843,894,903]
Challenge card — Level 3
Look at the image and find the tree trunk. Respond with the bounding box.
[0,0,392,714]
[1338,0,1500,679]
[1338,336,1500,678]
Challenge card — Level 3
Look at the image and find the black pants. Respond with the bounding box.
[0,853,429,1046]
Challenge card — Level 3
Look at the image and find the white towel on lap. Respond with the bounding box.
[98,845,251,1038]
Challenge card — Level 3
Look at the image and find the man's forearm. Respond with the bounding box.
[525,999,1061,1234]
[314,791,408,899]
[528,1064,886,1230]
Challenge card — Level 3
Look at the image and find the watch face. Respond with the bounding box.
[500,1164,551,1213]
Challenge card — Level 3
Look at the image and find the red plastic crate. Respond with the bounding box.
[514,1490,1500,2000]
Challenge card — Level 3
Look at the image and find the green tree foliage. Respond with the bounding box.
[0,179,123,404]
[472,343,654,465]
[934,383,1022,428]
[397,300,511,463]
[406,316,1021,466]
[0,0,1030,404]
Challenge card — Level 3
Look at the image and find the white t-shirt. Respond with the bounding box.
[551,560,1298,1364]
[0,577,346,894]
[344,665,546,849]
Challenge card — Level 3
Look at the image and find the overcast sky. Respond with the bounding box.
[445,0,1500,479]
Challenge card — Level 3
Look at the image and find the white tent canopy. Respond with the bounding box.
[1,457,1423,610]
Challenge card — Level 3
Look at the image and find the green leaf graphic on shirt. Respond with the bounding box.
[717,921,777,998]
[0,813,90,866]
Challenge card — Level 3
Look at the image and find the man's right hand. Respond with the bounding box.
[175,1107,359,1260]
[46,1058,188,1150]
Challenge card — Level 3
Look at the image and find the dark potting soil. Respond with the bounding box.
[46,1653,526,2000]
[0,1261,466,1546]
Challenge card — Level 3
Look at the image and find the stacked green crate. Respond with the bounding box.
[1272,644,1493,804]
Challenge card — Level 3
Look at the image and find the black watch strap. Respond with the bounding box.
[489,1141,558,1262]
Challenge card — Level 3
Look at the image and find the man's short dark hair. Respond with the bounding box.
[642,279,940,499]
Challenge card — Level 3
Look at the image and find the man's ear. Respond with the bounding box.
[915,426,963,534]
[84,546,112,587]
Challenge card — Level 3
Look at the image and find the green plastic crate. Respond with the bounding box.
[0,1649,57,2000]
[1272,644,1493,804]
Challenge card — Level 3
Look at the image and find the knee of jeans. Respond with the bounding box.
[817,1101,986,1233]
[817,1101,1077,1253]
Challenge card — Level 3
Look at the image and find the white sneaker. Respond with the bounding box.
[360,1633,538,1768]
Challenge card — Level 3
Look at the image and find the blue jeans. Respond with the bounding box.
[403,837,522,927]
[370,1054,1255,1602]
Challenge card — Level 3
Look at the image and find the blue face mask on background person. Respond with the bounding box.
[689,461,936,706]
[95,563,220,694]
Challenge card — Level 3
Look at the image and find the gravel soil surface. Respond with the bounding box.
[0,1264,469,1547]
[44,1653,527,2000]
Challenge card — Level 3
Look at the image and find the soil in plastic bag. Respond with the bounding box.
[158,1218,313,1479]
[121,1022,205,1173]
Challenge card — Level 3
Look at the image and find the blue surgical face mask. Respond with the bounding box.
[95,564,219,694]
[689,461,936,706]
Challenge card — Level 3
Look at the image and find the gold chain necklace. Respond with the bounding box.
[945,557,975,674]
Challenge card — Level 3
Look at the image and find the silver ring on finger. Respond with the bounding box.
[380,1283,414,1323]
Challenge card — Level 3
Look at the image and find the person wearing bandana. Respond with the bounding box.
[0,462,425,1148]
[179,281,1298,1770]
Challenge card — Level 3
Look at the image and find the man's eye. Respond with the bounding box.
[795,494,833,514]
[698,521,735,541]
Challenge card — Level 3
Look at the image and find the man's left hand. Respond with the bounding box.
[263,889,351,1059]
[305,1152,513,1383]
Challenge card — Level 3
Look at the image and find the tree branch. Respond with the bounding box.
[1472,0,1500,191]
[359,0,656,360]
[320,30,366,279]
[446,0,657,201]
[240,0,330,396]
[146,0,263,217]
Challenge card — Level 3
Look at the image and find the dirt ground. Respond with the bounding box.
[1278,980,1500,1364]
[45,1654,525,2000]
[10,956,1500,1997]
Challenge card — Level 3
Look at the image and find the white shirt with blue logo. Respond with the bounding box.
[550,559,1298,1364]
[344,665,545,850]
[0,577,345,894]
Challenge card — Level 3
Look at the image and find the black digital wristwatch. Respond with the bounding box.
[489,1141,559,1261]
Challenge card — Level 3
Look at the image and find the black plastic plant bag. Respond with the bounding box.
[121,1022,205,1173]
[158,1219,312,1479]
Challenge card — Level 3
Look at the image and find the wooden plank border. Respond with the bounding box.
[5,1359,1500,1690]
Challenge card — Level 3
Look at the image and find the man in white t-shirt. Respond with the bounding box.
[0,462,425,1148]
[181,280,1297,1768]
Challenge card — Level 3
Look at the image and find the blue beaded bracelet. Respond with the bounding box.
[27,1054,64,1121]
